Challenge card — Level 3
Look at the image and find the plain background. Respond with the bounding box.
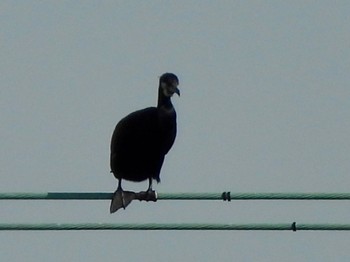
[1,1,350,261]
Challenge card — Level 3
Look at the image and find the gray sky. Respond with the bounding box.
[1,1,350,261]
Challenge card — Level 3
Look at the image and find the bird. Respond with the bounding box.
[110,73,180,213]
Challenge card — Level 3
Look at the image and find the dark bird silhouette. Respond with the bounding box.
[110,73,180,213]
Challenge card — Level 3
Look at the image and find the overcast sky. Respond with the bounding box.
[1,1,350,261]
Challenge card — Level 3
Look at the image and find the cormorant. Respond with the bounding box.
[110,73,180,213]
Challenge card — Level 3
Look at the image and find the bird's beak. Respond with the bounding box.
[170,82,180,96]
[174,86,180,96]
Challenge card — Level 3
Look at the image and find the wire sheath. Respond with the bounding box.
[0,223,349,231]
[1,192,350,200]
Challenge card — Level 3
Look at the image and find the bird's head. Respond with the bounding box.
[159,73,180,97]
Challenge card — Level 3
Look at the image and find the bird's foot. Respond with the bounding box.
[146,189,157,201]
[110,189,136,213]
[135,190,157,202]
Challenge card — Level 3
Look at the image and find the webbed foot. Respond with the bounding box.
[110,189,136,213]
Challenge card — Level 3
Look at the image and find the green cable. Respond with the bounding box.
[1,192,350,200]
[0,223,349,231]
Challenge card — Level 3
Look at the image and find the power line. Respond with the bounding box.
[1,192,350,201]
[1,192,349,231]
[0,222,349,231]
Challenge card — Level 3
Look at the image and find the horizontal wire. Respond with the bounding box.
[1,193,349,231]
[0,223,350,231]
[1,192,350,200]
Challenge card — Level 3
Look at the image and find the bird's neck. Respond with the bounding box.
[157,88,173,109]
